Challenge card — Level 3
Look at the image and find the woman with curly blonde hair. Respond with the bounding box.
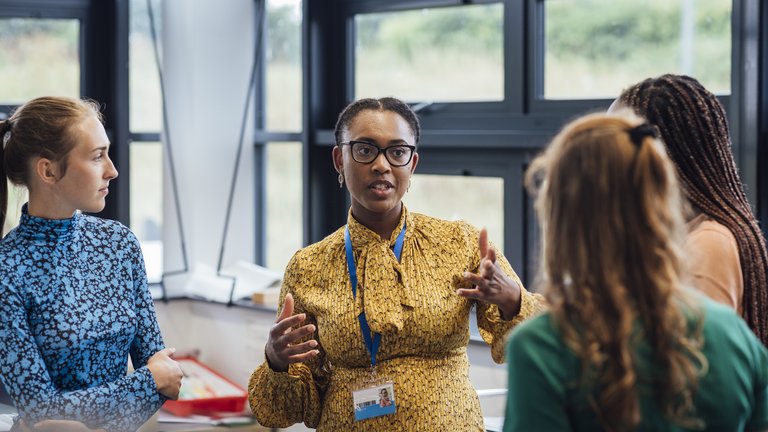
[503,112,768,431]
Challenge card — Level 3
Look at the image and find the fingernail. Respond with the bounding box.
[310,341,317,347]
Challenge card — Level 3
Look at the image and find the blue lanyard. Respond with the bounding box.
[344,222,406,367]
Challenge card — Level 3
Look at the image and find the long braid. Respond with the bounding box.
[620,74,768,345]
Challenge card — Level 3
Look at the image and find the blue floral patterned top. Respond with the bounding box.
[0,205,166,432]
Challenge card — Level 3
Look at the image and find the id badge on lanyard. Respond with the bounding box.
[345,223,405,422]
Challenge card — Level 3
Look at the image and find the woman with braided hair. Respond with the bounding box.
[504,111,767,431]
[611,74,768,346]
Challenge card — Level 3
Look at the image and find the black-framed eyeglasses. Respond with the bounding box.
[338,141,417,167]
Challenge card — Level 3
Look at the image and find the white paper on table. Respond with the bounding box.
[183,261,282,303]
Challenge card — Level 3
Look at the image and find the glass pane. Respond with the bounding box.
[265,142,303,272]
[130,0,163,132]
[0,19,80,104]
[544,0,731,99]
[265,0,303,131]
[2,182,28,237]
[355,4,504,103]
[406,174,504,250]
[130,142,163,283]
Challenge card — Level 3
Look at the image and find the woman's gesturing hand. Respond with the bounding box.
[457,228,522,319]
[147,347,184,400]
[265,293,320,372]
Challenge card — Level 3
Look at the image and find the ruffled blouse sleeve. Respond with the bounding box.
[247,251,329,429]
[458,222,546,363]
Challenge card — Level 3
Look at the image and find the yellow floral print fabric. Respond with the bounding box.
[248,207,545,431]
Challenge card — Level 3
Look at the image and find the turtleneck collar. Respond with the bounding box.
[15,203,79,243]
[347,205,412,250]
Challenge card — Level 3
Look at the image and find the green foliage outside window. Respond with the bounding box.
[545,0,731,98]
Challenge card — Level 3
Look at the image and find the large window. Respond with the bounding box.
[270,0,755,293]
[0,18,81,235]
[265,0,302,131]
[542,0,732,99]
[265,142,303,271]
[0,18,80,104]
[129,142,163,283]
[129,0,162,132]
[407,174,504,250]
[129,0,163,282]
[259,0,304,272]
[354,3,504,103]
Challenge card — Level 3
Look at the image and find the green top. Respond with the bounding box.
[504,294,768,432]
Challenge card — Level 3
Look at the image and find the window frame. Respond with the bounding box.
[0,0,128,225]
[525,0,734,116]
[344,0,519,118]
[296,0,760,291]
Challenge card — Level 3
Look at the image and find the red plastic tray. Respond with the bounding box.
[162,357,248,417]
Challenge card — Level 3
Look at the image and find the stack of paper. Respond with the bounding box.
[184,261,282,304]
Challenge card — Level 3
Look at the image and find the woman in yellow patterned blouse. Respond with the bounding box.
[248,97,545,431]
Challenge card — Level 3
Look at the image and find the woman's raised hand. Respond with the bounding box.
[147,347,183,400]
[265,293,320,372]
[457,228,522,319]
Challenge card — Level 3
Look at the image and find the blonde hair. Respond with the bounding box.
[526,112,707,431]
[0,96,102,230]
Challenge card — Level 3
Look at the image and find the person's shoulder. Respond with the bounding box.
[79,214,138,240]
[690,290,739,322]
[506,312,562,354]
[285,226,345,270]
[0,231,26,295]
[687,218,737,249]
[505,312,578,374]
[0,229,19,252]
[301,226,344,255]
[79,213,126,230]
[508,312,555,341]
[687,291,757,348]
[410,211,478,241]
[689,292,768,377]
[411,211,472,229]
[0,229,27,278]
[78,215,143,257]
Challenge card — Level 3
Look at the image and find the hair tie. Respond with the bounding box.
[627,123,657,147]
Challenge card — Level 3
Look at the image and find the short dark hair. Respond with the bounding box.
[334,97,421,146]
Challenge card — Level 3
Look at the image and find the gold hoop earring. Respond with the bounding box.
[338,173,344,188]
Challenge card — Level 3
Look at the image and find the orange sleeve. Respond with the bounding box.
[684,223,743,313]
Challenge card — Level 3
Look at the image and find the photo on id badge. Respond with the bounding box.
[353,381,396,421]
